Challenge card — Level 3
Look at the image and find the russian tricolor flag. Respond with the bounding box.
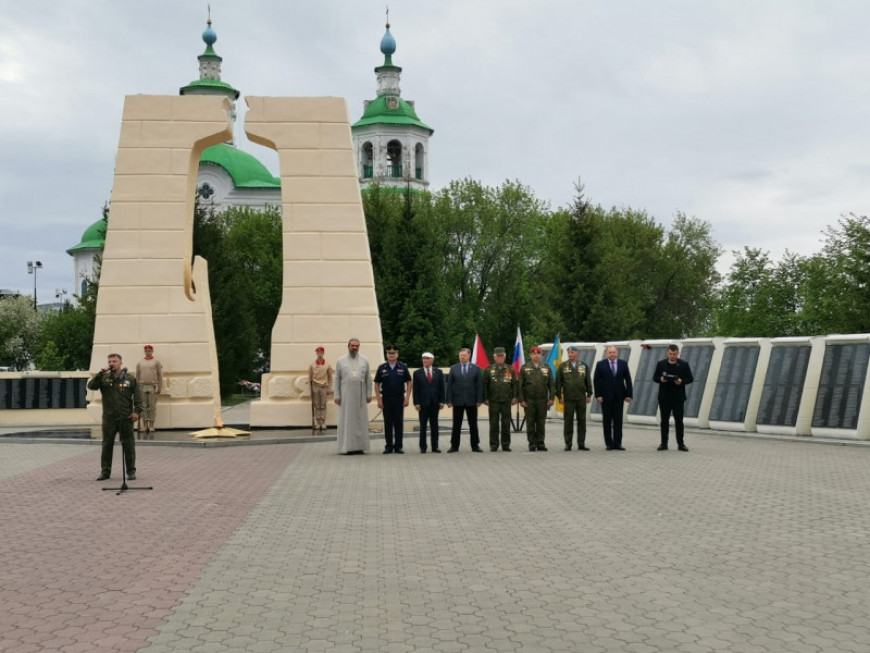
[511,326,525,375]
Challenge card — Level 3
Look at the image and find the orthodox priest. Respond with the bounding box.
[334,338,373,454]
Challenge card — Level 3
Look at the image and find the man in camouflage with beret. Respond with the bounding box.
[555,345,593,450]
[519,346,555,451]
[483,347,518,452]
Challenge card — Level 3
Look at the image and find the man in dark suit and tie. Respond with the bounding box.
[445,347,484,452]
[593,345,633,450]
[412,352,445,453]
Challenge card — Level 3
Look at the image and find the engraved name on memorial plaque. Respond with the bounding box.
[812,343,869,429]
[757,346,811,426]
[680,345,714,418]
[629,345,667,416]
[709,346,760,422]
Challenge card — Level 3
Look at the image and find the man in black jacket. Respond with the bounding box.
[652,344,694,452]
[445,348,484,452]
[412,352,445,453]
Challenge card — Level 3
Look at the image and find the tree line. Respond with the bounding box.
[2,182,867,397]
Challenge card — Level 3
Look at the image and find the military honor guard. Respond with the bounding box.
[308,346,335,432]
[555,345,593,450]
[483,347,518,452]
[518,346,555,451]
[135,344,163,439]
[374,345,412,454]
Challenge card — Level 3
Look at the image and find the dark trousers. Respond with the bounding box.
[418,405,440,451]
[383,397,405,451]
[451,405,480,450]
[600,397,625,449]
[488,402,512,449]
[101,416,136,475]
[525,400,548,449]
[659,399,685,446]
[562,400,587,447]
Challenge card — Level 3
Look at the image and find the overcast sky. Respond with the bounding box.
[1,0,868,302]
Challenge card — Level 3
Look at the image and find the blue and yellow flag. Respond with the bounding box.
[546,334,563,414]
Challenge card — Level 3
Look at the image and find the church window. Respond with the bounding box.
[198,183,215,200]
[387,140,403,178]
[414,143,424,180]
[361,142,373,179]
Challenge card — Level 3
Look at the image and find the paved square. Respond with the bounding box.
[1,425,868,652]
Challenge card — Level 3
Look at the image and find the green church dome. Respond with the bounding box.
[352,95,433,132]
[200,144,281,188]
[67,219,107,254]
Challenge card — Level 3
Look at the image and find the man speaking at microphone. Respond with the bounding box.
[88,353,142,481]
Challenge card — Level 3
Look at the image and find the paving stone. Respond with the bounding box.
[2,427,870,652]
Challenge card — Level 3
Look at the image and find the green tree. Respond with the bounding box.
[714,248,808,337]
[433,178,551,350]
[33,302,96,370]
[0,295,44,370]
[193,203,282,395]
[803,213,870,334]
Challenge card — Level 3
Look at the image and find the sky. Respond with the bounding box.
[1,0,868,303]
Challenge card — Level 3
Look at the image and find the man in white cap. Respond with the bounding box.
[412,352,445,453]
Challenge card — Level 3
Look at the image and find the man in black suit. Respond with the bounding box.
[593,345,633,450]
[653,344,694,452]
[412,352,445,453]
[445,347,484,452]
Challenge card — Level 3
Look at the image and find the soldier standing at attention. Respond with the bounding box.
[374,345,412,454]
[135,344,163,439]
[483,347,518,452]
[555,345,593,451]
[308,346,335,432]
[519,346,554,451]
[89,353,142,481]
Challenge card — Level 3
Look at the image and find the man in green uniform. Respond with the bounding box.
[483,347,518,452]
[555,345,593,451]
[519,346,554,451]
[88,353,142,481]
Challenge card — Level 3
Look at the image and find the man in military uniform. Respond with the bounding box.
[555,345,593,451]
[88,353,142,481]
[483,347,518,452]
[374,345,412,454]
[308,346,334,432]
[135,344,163,439]
[519,346,554,451]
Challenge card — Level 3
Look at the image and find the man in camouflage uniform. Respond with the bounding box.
[88,353,142,481]
[519,346,554,451]
[483,347,518,452]
[555,345,593,451]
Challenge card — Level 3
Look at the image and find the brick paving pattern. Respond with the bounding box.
[1,428,869,652]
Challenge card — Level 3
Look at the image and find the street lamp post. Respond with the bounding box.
[55,288,68,311]
[27,260,43,311]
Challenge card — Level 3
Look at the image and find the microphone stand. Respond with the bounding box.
[102,368,153,495]
[511,402,526,432]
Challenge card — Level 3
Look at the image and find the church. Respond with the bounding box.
[66,14,434,302]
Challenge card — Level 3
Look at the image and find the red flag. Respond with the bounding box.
[471,333,490,368]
